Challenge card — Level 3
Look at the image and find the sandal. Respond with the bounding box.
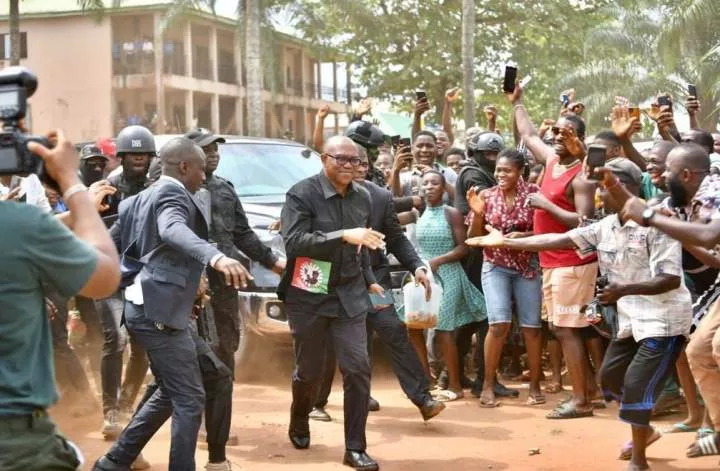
[687,433,720,458]
[432,389,464,402]
[545,383,563,394]
[546,402,594,420]
[527,394,546,406]
[479,397,500,408]
[664,423,699,434]
[619,427,662,461]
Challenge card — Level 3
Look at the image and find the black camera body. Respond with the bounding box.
[0,66,57,190]
[583,274,609,324]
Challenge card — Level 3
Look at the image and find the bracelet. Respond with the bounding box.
[62,183,88,202]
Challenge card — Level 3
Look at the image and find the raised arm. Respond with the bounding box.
[507,85,555,166]
[466,225,576,252]
[312,105,330,152]
[411,96,430,142]
[443,88,461,144]
[612,107,647,171]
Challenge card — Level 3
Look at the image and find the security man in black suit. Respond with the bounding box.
[279,136,385,471]
[93,137,250,471]
[312,144,445,423]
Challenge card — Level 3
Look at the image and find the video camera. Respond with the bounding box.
[0,66,57,190]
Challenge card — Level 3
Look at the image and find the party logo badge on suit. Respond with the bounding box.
[291,257,331,294]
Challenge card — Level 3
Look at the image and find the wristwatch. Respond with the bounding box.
[641,208,656,227]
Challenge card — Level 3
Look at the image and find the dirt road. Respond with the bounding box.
[54,375,718,471]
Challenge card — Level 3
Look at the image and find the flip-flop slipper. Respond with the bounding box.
[545,383,563,394]
[546,402,594,420]
[479,398,501,408]
[527,395,546,406]
[687,433,720,458]
[619,427,662,460]
[664,423,700,434]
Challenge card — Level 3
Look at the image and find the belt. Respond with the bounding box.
[0,409,48,432]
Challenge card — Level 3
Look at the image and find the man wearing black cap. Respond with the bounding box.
[185,128,286,375]
[79,145,109,187]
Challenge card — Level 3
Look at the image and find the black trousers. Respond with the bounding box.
[456,320,489,385]
[287,306,371,452]
[600,335,685,427]
[108,304,205,471]
[208,275,240,376]
[316,305,432,408]
[134,327,233,454]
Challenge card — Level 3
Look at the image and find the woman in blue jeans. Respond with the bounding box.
[467,150,544,407]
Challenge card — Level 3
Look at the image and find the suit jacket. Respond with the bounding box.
[110,179,222,330]
[363,181,424,288]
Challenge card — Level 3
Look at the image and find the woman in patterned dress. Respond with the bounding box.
[466,149,544,407]
[414,171,487,401]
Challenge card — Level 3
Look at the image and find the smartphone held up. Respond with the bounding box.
[586,144,607,181]
[503,65,518,93]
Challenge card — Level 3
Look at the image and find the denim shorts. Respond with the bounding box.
[481,262,542,328]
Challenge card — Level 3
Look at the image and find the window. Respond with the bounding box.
[0,32,27,60]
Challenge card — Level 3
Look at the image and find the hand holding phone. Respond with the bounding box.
[688,84,697,98]
[586,144,607,181]
[657,95,671,108]
[503,66,518,94]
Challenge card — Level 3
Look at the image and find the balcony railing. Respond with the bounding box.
[218,64,237,84]
[286,79,304,97]
[163,53,186,76]
[193,55,214,80]
[305,82,318,99]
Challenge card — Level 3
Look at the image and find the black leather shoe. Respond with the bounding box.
[343,450,379,470]
[309,406,332,422]
[418,398,446,421]
[93,455,131,471]
[288,417,310,450]
[494,381,519,398]
[368,397,380,412]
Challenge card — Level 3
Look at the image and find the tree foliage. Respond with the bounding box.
[563,0,720,132]
[296,0,613,135]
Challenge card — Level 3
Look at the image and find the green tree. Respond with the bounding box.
[297,0,611,137]
[563,0,720,131]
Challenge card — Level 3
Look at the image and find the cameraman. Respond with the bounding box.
[0,129,120,471]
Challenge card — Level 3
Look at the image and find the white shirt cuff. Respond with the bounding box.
[210,253,225,268]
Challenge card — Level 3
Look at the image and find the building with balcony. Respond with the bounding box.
[0,0,353,144]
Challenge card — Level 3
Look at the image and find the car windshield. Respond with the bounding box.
[215,142,322,198]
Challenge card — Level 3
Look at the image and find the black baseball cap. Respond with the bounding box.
[80,144,108,161]
[185,128,226,147]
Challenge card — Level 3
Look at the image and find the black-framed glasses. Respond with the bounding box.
[323,153,361,167]
[358,162,370,168]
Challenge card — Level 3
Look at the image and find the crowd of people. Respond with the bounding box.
[2,69,720,471]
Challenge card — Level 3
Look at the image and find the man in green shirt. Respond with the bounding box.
[0,130,121,471]
[640,141,675,201]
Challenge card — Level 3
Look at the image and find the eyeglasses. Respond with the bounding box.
[324,153,361,167]
[358,162,369,168]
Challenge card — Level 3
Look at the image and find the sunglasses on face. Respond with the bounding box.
[324,153,361,167]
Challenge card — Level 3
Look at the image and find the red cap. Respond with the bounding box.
[96,137,116,157]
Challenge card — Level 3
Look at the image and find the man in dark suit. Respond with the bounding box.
[280,136,385,471]
[93,137,250,471]
[312,144,445,423]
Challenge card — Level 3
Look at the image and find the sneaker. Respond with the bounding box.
[131,453,151,470]
[101,410,123,441]
[205,460,232,470]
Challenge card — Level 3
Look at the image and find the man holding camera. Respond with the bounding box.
[467,158,692,470]
[0,129,121,471]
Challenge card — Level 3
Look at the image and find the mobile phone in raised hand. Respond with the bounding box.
[628,107,641,120]
[688,84,697,98]
[415,91,427,101]
[503,66,518,93]
[657,95,671,108]
[586,144,607,181]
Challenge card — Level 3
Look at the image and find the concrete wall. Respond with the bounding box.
[0,15,113,141]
